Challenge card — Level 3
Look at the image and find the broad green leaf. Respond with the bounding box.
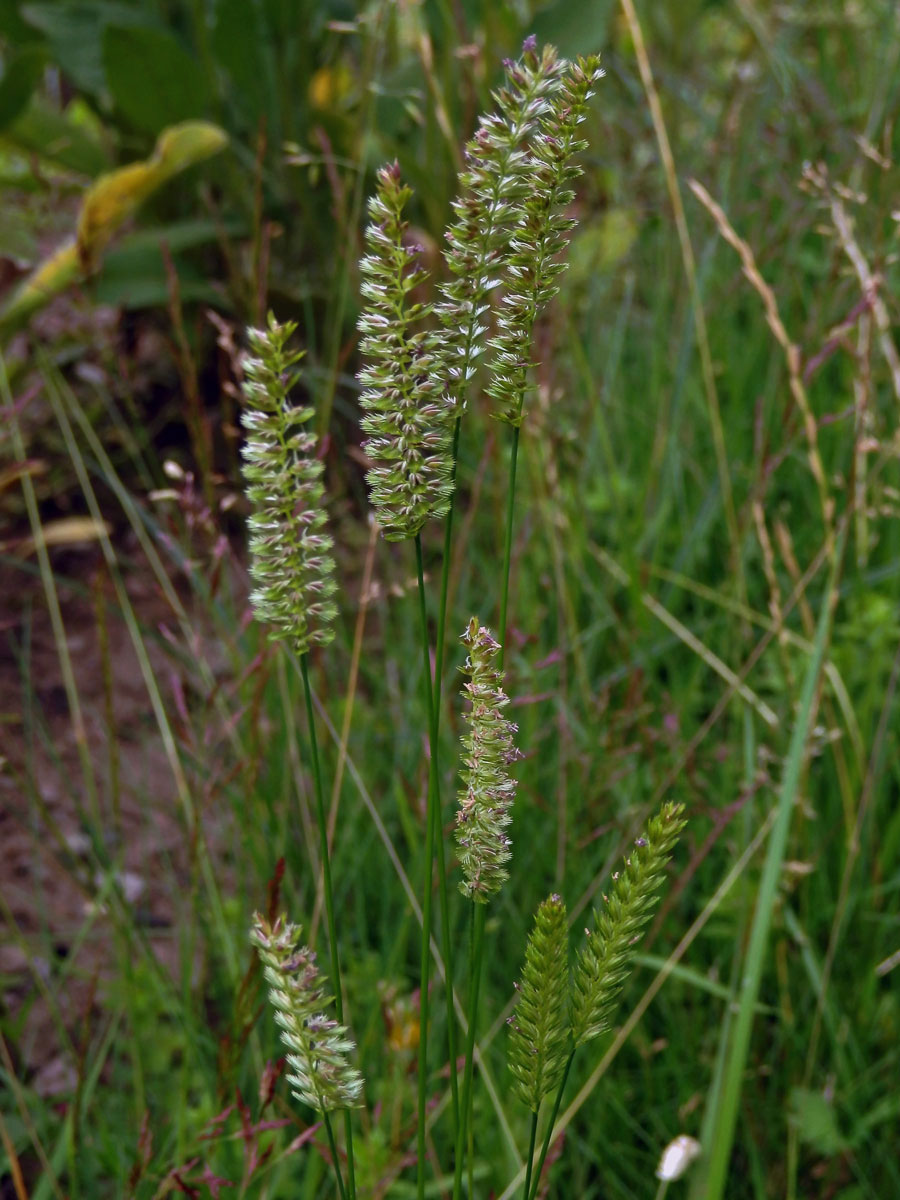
[21,2,154,96]
[1,96,109,175]
[789,1087,849,1157]
[0,46,47,130]
[92,217,244,308]
[529,0,612,57]
[211,0,271,126]
[0,0,37,41]
[93,245,226,309]
[103,25,209,135]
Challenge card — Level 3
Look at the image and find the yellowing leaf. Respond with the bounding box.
[77,120,228,271]
[0,120,227,333]
[308,63,353,110]
[18,516,112,557]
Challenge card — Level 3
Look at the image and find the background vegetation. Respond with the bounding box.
[2,0,900,1196]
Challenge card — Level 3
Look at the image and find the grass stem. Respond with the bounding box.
[522,1111,538,1200]
[299,653,356,1199]
[700,525,846,1199]
[433,417,464,1132]
[453,902,487,1200]
[414,532,440,1199]
[322,1110,349,1200]
[526,1048,574,1200]
[499,425,521,671]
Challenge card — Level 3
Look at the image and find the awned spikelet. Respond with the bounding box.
[436,38,568,410]
[241,315,337,654]
[571,802,686,1046]
[508,893,570,1111]
[488,54,604,427]
[251,914,363,1113]
[455,618,522,901]
[357,163,455,540]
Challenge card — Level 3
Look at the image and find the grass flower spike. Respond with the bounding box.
[572,801,686,1046]
[241,315,336,653]
[508,893,570,1111]
[437,38,568,410]
[489,54,604,427]
[455,617,521,901]
[251,913,363,1113]
[357,162,454,540]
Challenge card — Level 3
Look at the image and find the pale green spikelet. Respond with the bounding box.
[251,913,364,1112]
[508,893,571,1111]
[436,37,568,411]
[455,617,522,901]
[488,54,604,427]
[571,802,686,1047]
[357,162,455,540]
[241,314,337,654]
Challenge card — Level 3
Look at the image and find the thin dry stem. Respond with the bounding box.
[688,177,835,554]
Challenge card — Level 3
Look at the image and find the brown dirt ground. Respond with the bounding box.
[0,535,241,1100]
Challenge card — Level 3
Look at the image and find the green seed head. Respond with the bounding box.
[241,314,337,654]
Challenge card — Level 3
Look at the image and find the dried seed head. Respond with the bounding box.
[357,163,455,540]
[251,913,363,1113]
[455,617,520,901]
[436,40,569,413]
[488,54,604,427]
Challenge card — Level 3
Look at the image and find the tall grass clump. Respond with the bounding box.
[9,10,900,1198]
[238,37,688,1199]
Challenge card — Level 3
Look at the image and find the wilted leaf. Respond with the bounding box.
[18,516,112,557]
[77,121,228,269]
[0,120,227,332]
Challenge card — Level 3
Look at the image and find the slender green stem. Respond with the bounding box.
[453,902,487,1200]
[527,1048,574,1200]
[522,1111,538,1200]
[322,1111,349,1200]
[300,654,356,1199]
[432,416,463,1133]
[498,425,521,671]
[414,533,440,1200]
[435,418,462,688]
[701,526,847,1200]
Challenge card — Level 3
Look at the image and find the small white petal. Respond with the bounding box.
[655,1135,701,1181]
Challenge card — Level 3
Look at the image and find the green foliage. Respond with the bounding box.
[0,43,46,128]
[103,25,209,135]
[508,893,570,1111]
[7,4,900,1198]
[572,802,686,1046]
[241,314,337,654]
